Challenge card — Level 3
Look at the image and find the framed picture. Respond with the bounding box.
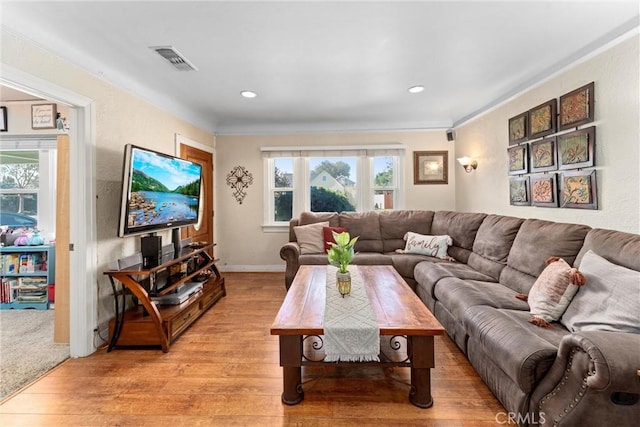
[413,151,448,185]
[508,111,528,145]
[559,82,594,130]
[530,137,557,173]
[507,144,528,175]
[531,173,559,207]
[509,176,530,206]
[557,126,595,170]
[529,99,557,139]
[0,106,6,132]
[560,170,597,210]
[31,103,57,129]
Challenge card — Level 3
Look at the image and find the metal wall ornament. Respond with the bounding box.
[529,99,557,139]
[559,82,594,130]
[560,170,598,210]
[508,111,529,145]
[226,165,254,204]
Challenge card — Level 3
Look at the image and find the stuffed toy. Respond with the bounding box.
[516,257,586,328]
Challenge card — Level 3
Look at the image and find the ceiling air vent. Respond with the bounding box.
[150,46,198,71]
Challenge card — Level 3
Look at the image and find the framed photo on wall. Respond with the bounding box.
[559,82,594,130]
[31,103,57,129]
[557,126,595,170]
[509,176,530,206]
[507,144,528,175]
[528,99,557,139]
[413,151,448,184]
[531,173,559,207]
[0,106,7,132]
[508,111,528,145]
[560,170,597,209]
[530,137,557,173]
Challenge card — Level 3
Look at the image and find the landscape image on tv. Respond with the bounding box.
[126,148,202,230]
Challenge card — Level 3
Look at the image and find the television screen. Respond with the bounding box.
[117,144,203,237]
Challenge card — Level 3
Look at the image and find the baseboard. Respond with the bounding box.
[218,265,285,272]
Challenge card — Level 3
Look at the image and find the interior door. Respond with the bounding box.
[179,144,214,249]
[55,134,70,343]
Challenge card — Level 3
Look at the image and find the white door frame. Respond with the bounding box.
[1,64,97,357]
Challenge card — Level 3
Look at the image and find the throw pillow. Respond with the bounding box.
[399,232,452,259]
[561,250,640,334]
[294,221,330,254]
[323,226,347,253]
[516,257,586,328]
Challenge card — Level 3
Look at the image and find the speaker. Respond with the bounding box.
[141,235,162,268]
[446,130,455,141]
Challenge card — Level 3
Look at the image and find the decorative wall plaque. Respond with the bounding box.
[226,165,254,204]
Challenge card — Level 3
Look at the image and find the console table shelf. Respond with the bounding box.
[104,243,225,352]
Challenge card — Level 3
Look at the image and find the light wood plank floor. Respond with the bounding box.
[0,272,504,426]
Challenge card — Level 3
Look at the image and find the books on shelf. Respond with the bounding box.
[0,252,48,274]
[1,276,48,304]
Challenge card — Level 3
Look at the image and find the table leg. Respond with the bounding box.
[408,335,434,408]
[279,335,304,405]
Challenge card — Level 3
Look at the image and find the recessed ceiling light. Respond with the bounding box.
[241,90,257,98]
[408,85,425,94]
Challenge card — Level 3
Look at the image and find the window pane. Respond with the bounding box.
[309,157,356,212]
[0,151,40,221]
[374,190,394,210]
[274,158,293,188]
[274,191,293,222]
[374,156,394,187]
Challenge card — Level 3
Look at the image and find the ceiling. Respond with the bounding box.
[1,1,638,134]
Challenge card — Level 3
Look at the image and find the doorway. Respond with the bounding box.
[1,66,98,358]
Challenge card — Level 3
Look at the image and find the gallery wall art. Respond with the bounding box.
[506,82,597,210]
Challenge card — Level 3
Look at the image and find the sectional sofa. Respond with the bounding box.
[280,210,640,427]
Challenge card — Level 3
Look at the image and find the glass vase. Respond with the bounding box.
[336,271,351,297]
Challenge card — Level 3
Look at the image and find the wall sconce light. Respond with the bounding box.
[457,156,478,173]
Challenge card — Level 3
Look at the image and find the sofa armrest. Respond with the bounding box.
[530,331,640,426]
[280,242,301,290]
[563,331,640,392]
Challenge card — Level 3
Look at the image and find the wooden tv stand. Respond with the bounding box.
[104,243,225,352]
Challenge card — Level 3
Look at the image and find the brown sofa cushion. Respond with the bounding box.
[339,211,383,253]
[500,219,590,294]
[378,210,434,252]
[300,211,339,227]
[468,214,524,280]
[431,211,487,263]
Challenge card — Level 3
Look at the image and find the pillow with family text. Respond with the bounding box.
[397,232,453,259]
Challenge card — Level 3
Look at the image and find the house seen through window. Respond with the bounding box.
[265,146,404,226]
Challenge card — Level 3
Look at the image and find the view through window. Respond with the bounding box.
[266,148,402,225]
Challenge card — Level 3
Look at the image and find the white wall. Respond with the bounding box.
[454,36,639,233]
[216,131,455,270]
[0,100,70,136]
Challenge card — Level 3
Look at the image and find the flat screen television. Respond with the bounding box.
[117,144,203,238]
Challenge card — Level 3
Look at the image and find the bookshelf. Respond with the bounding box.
[0,245,56,310]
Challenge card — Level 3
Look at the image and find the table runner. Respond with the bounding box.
[323,265,380,362]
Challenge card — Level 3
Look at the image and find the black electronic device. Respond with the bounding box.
[141,235,162,268]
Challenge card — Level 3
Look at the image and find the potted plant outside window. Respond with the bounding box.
[327,231,359,297]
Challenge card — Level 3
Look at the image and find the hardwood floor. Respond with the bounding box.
[0,272,504,426]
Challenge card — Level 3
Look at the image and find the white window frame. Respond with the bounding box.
[262,145,405,231]
[0,139,57,234]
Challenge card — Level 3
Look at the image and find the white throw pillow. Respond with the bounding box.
[294,221,330,254]
[400,232,452,259]
[561,250,640,333]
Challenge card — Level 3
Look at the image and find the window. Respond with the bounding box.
[263,145,404,227]
[0,141,57,234]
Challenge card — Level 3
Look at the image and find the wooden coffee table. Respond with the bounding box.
[270,265,445,408]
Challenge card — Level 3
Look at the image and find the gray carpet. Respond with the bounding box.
[0,309,70,400]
